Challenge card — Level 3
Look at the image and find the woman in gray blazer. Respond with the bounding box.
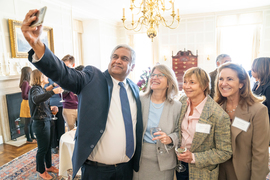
[133,64,181,180]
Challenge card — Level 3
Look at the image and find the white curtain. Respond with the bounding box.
[216,12,263,70]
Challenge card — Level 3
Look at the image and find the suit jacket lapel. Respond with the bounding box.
[179,96,188,130]
[231,103,251,153]
[158,100,169,129]
[190,96,213,152]
[142,96,150,131]
[104,70,113,110]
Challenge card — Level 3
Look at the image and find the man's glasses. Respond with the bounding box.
[150,73,165,79]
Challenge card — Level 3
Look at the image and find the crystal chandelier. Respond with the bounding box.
[122,0,180,41]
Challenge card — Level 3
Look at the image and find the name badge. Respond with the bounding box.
[196,123,211,134]
[232,117,250,132]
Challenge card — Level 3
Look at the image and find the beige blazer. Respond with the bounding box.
[179,95,232,180]
[220,102,270,180]
[140,95,182,171]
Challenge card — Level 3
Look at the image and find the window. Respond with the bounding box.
[217,12,262,71]
[131,33,153,83]
[73,20,83,66]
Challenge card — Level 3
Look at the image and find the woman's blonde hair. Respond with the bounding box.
[144,64,179,102]
[215,63,263,106]
[183,67,210,95]
[30,69,43,86]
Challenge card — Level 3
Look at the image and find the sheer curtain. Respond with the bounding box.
[73,19,84,66]
[216,12,262,70]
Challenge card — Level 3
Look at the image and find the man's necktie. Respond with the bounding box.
[118,82,134,159]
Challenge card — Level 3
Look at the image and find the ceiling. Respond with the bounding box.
[59,0,270,21]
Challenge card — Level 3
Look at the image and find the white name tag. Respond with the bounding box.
[196,123,211,134]
[232,117,250,132]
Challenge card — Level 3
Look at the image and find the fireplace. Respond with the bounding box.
[6,92,26,140]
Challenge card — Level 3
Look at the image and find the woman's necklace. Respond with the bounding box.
[151,101,164,109]
[226,105,238,113]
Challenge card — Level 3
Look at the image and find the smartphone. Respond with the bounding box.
[30,6,47,27]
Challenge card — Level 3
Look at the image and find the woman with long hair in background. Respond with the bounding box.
[19,66,36,143]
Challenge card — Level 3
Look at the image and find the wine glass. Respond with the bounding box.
[51,111,58,120]
[175,139,187,172]
[60,92,65,102]
[150,127,164,154]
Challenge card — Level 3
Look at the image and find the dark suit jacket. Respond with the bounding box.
[209,68,217,98]
[28,46,143,178]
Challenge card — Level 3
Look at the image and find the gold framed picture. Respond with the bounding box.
[8,19,54,58]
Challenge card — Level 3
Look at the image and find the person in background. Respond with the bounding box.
[176,67,232,180]
[209,54,231,98]
[133,64,181,180]
[19,66,36,143]
[251,57,270,122]
[61,58,80,131]
[29,69,63,179]
[216,63,269,180]
[44,55,75,152]
[75,65,84,71]
[22,9,143,179]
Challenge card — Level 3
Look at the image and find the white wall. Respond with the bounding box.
[158,6,270,73]
[82,19,123,71]
[0,0,74,143]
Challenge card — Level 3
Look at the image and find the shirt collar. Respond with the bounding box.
[110,75,127,87]
[186,96,208,115]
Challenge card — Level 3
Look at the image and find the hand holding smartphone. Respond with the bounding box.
[30,6,47,27]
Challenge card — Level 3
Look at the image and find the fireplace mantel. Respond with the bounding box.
[0,75,21,144]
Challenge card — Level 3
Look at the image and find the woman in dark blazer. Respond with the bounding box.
[133,64,181,180]
[251,57,270,121]
[29,69,63,180]
[216,63,269,180]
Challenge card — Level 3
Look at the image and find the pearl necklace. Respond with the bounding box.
[151,101,164,109]
[226,105,238,113]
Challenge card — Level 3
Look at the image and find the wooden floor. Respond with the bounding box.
[0,142,37,167]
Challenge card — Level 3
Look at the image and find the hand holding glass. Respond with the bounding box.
[51,106,58,120]
[150,127,165,154]
[175,140,187,172]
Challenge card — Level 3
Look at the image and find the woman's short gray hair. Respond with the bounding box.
[110,44,136,64]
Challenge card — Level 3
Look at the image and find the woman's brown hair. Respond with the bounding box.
[215,63,263,107]
[19,67,32,88]
[30,69,43,86]
[251,57,270,86]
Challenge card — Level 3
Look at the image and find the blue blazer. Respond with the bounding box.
[28,46,143,178]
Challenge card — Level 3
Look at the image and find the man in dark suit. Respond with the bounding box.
[21,9,143,180]
[209,54,231,98]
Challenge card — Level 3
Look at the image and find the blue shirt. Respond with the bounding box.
[143,100,164,144]
[44,78,63,107]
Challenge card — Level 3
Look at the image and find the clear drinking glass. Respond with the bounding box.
[175,140,187,172]
[60,92,65,102]
[150,127,164,154]
[51,111,58,120]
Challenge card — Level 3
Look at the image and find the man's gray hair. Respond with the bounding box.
[216,54,230,63]
[110,44,136,64]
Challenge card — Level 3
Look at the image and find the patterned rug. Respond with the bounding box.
[1,147,270,179]
[0,148,62,180]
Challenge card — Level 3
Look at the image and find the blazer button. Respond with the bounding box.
[100,130,104,133]
[90,145,94,148]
